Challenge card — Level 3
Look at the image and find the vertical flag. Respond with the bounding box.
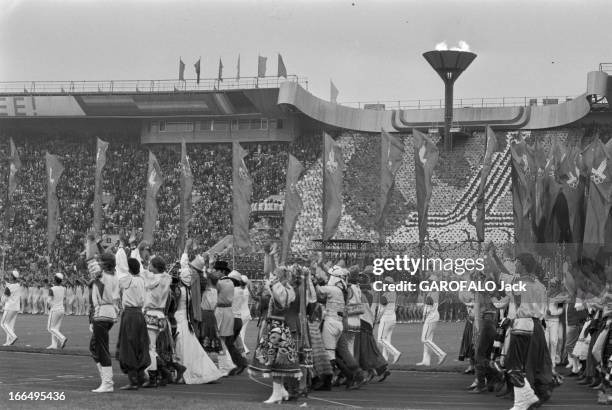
[143,151,163,245]
[280,155,304,264]
[93,138,109,238]
[534,138,548,237]
[583,139,612,258]
[330,80,339,103]
[46,153,64,254]
[323,133,343,241]
[278,54,287,78]
[510,138,535,248]
[377,129,404,233]
[413,129,439,243]
[218,58,224,82]
[8,138,21,199]
[236,54,241,80]
[558,145,583,242]
[179,140,193,253]
[232,142,253,250]
[258,55,267,77]
[179,58,185,81]
[542,139,564,245]
[194,59,201,84]
[5,138,21,239]
[475,126,498,241]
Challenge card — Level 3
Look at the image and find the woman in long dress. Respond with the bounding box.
[174,269,222,384]
[249,266,302,403]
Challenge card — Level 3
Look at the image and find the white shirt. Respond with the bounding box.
[4,283,21,311]
[115,247,130,280]
[49,285,66,312]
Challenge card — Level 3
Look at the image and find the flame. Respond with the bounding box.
[450,40,470,52]
[437,40,471,52]
[435,41,448,51]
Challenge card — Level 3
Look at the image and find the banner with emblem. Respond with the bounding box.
[93,138,109,238]
[541,139,565,245]
[8,138,21,199]
[143,151,163,245]
[583,139,612,258]
[413,129,438,243]
[179,140,193,253]
[323,133,343,241]
[475,126,498,242]
[280,154,304,264]
[510,138,535,248]
[5,138,21,239]
[232,142,252,250]
[557,145,584,246]
[533,138,548,237]
[377,129,404,234]
[46,152,64,254]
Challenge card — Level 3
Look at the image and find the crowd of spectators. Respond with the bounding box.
[0,132,329,282]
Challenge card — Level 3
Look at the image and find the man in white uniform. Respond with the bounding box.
[416,275,447,366]
[1,270,22,346]
[376,277,401,364]
[47,273,68,349]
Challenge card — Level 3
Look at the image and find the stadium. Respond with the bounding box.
[2,44,612,407]
[1,63,611,278]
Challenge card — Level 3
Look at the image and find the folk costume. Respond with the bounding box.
[200,272,223,353]
[117,258,151,390]
[141,256,172,387]
[506,254,553,410]
[356,275,389,382]
[215,261,248,375]
[174,261,223,384]
[89,253,120,393]
[249,268,302,403]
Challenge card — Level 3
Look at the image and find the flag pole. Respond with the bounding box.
[232,240,236,271]
[321,133,326,263]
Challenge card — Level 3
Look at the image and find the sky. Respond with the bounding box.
[1,0,611,104]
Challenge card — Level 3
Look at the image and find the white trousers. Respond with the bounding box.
[377,318,400,361]
[47,310,65,347]
[321,317,343,361]
[419,320,445,365]
[1,310,18,343]
[147,329,158,371]
[545,319,559,368]
[239,319,250,354]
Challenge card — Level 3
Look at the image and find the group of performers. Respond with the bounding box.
[10,232,612,409]
[78,234,401,402]
[0,278,89,316]
[455,243,612,409]
[1,269,70,349]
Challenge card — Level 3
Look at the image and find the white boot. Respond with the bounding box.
[92,366,114,393]
[510,380,539,410]
[263,381,284,404]
[91,363,103,392]
[280,385,289,401]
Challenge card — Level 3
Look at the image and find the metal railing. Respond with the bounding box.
[339,95,576,110]
[0,75,307,95]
